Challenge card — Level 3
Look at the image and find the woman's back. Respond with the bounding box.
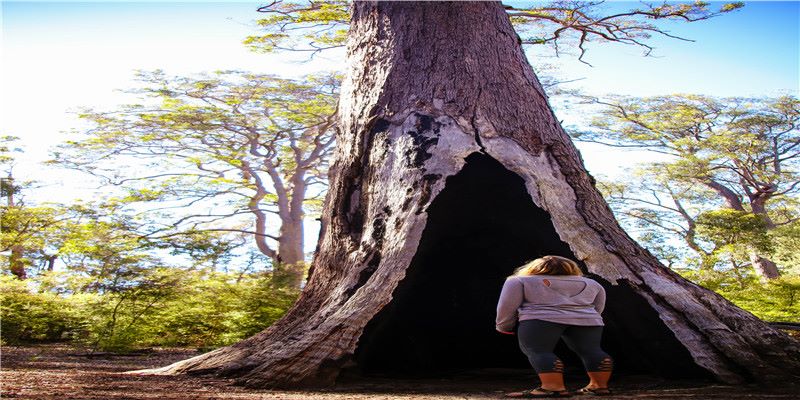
[496,275,606,331]
[495,256,613,397]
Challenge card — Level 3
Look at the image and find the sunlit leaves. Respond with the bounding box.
[244,1,349,54]
[696,209,773,253]
[52,71,340,268]
[677,269,800,322]
[720,2,745,13]
[583,94,799,275]
[0,268,299,350]
[1,205,63,269]
[580,95,800,200]
[0,135,22,167]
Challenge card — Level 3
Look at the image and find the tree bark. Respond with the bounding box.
[45,255,57,272]
[750,253,781,281]
[137,1,800,387]
[5,177,26,280]
[9,245,26,280]
[703,176,782,280]
[274,215,305,288]
[749,193,781,280]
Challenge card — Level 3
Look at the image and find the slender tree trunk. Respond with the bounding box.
[46,255,57,272]
[137,1,800,387]
[750,253,781,281]
[9,245,26,279]
[730,255,746,289]
[750,195,780,280]
[5,177,26,279]
[276,222,304,265]
[273,176,308,288]
[274,218,305,288]
[703,179,745,211]
[705,180,781,280]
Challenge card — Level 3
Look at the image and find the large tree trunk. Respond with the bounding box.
[138,1,800,387]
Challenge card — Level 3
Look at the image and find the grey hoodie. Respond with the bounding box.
[495,275,606,332]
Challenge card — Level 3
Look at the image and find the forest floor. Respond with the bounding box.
[2,345,798,399]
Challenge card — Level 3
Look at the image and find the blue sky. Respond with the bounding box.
[525,1,799,97]
[2,2,342,190]
[1,1,799,253]
[2,1,797,181]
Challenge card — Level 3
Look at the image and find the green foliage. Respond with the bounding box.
[148,270,298,348]
[0,135,23,168]
[52,71,340,273]
[678,269,800,323]
[695,209,773,256]
[245,1,350,53]
[0,181,285,351]
[0,270,299,351]
[0,275,82,343]
[771,219,800,275]
[1,204,63,274]
[582,94,800,276]
[580,95,799,189]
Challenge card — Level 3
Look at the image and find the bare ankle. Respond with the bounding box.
[585,384,608,389]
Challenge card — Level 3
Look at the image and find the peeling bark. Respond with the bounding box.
[138,1,800,388]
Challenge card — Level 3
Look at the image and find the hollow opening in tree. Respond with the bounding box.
[349,153,712,380]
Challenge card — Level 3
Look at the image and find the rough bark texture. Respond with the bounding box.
[140,1,800,388]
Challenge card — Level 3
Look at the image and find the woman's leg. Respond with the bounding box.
[517,320,569,392]
[561,325,613,390]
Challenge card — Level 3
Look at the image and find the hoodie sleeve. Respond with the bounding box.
[592,284,606,314]
[496,277,524,332]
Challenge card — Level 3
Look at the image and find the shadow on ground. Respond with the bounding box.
[2,345,798,399]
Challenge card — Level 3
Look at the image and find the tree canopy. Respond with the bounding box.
[577,94,800,279]
[52,71,340,287]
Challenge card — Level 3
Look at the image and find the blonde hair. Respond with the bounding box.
[514,255,582,277]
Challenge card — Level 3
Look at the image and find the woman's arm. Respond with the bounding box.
[592,285,607,314]
[495,277,524,333]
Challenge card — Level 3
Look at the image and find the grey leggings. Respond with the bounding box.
[517,319,613,374]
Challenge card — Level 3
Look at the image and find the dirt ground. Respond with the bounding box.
[2,345,798,400]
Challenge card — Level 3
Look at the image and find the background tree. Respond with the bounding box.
[1,135,43,279]
[53,71,339,288]
[0,200,64,279]
[0,165,299,350]
[577,95,800,280]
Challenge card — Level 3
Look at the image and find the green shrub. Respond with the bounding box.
[0,275,84,343]
[1,269,299,352]
[678,269,800,323]
[144,270,299,348]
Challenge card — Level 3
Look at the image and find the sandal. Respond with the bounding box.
[576,387,612,396]
[505,386,572,398]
